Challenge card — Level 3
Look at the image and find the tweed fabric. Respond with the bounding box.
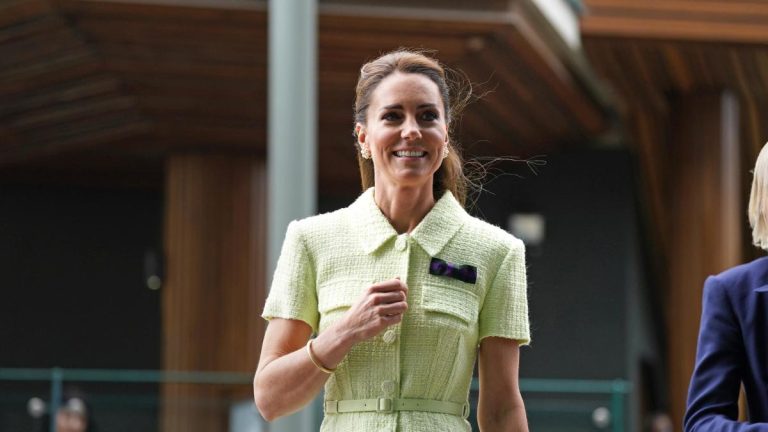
[263,188,530,431]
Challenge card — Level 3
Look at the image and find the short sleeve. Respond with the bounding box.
[261,221,319,332]
[478,239,530,344]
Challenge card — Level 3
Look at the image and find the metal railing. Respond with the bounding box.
[472,377,631,432]
[0,368,631,432]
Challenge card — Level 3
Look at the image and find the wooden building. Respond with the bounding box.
[2,0,766,430]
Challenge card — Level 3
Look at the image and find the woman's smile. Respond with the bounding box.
[393,150,426,158]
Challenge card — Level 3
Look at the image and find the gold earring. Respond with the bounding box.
[441,144,449,159]
[361,146,371,159]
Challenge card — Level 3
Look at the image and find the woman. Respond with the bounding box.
[684,142,768,431]
[254,49,530,431]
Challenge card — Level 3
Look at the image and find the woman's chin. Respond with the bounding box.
[384,170,436,187]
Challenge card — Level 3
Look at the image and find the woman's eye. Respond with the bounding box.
[382,112,401,121]
[421,111,439,121]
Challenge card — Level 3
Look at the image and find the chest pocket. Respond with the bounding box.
[317,278,369,332]
[421,278,479,331]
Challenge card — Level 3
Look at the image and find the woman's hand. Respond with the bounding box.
[254,279,408,421]
[337,278,408,343]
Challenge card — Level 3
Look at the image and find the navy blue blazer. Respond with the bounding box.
[684,256,768,431]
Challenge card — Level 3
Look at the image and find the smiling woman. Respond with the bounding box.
[254,49,531,432]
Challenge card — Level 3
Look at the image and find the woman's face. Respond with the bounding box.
[357,72,448,191]
[56,409,87,432]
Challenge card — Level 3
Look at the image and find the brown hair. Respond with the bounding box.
[353,49,471,206]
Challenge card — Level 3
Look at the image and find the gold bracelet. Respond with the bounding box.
[306,339,335,374]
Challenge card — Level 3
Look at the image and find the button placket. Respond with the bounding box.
[381,379,396,396]
[394,234,411,402]
[394,234,408,251]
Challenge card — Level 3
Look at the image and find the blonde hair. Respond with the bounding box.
[748,141,768,250]
[353,49,471,206]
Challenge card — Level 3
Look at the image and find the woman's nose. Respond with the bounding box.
[401,118,422,141]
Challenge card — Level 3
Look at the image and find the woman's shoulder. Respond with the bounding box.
[433,191,523,256]
[710,255,768,292]
[458,213,524,254]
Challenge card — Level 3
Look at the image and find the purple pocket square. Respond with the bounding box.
[429,257,477,284]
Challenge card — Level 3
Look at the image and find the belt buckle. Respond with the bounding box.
[325,400,339,414]
[377,398,393,413]
[461,402,470,418]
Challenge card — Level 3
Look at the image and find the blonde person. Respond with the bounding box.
[254,50,530,431]
[684,141,768,431]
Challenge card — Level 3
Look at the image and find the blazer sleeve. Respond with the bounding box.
[684,276,768,431]
[261,221,319,333]
[478,238,530,345]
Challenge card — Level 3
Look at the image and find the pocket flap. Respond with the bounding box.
[422,282,478,324]
[318,278,369,313]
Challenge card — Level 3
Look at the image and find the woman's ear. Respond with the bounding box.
[355,123,367,146]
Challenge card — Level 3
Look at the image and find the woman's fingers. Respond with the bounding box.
[370,291,406,305]
[368,278,408,294]
[377,301,408,316]
[380,312,404,324]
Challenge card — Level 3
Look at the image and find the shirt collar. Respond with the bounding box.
[350,187,468,256]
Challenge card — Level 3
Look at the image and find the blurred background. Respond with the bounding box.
[1,0,767,431]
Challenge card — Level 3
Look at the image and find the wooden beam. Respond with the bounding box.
[501,23,607,135]
[162,154,266,431]
[0,76,120,116]
[0,0,56,27]
[9,96,136,129]
[583,0,768,44]
[64,0,267,11]
[666,91,742,429]
[0,114,151,163]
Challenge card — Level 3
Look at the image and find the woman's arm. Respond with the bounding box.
[477,336,528,432]
[253,318,352,421]
[253,279,408,421]
[683,276,766,431]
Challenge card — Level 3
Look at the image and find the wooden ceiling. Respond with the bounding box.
[0,0,609,193]
[581,0,768,268]
[582,0,768,160]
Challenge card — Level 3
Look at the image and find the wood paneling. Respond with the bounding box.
[582,3,768,424]
[665,92,742,428]
[162,154,266,431]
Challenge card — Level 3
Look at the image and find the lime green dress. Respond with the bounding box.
[262,188,530,432]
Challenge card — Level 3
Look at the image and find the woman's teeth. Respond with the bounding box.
[394,151,425,157]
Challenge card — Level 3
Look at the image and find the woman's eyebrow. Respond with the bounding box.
[380,103,437,111]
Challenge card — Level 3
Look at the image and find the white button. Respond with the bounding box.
[395,235,407,251]
[381,380,396,395]
[382,329,397,344]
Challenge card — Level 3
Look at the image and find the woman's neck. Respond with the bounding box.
[373,183,436,234]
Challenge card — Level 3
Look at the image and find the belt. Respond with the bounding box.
[324,398,470,418]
